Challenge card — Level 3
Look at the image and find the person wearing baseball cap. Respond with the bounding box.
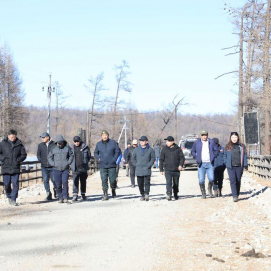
[125,139,138,187]
[37,132,58,200]
[70,136,91,202]
[159,136,185,200]
[191,130,219,199]
[131,136,155,201]
[94,129,120,200]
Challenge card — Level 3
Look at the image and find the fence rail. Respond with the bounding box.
[248,155,271,182]
[0,157,99,193]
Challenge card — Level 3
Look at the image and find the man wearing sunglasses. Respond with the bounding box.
[71,136,91,202]
[37,132,57,200]
[191,130,219,199]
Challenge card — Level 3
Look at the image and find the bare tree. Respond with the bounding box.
[112,60,132,139]
[85,72,106,147]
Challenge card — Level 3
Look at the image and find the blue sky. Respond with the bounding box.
[0,0,246,115]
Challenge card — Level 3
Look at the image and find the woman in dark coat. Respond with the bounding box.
[224,132,248,202]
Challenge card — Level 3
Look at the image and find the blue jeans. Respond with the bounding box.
[3,174,19,201]
[198,163,214,184]
[41,167,56,193]
[156,157,159,168]
[54,169,69,200]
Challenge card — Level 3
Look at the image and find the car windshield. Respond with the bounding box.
[184,141,194,149]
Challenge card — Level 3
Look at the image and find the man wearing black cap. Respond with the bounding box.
[70,136,91,202]
[37,132,57,200]
[94,130,120,200]
[159,136,185,200]
[131,136,155,201]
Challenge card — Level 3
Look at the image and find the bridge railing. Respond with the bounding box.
[0,157,99,194]
[248,155,271,182]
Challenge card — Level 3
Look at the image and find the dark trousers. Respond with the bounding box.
[3,174,19,201]
[54,169,69,200]
[73,172,88,196]
[129,164,136,185]
[137,175,151,195]
[214,169,225,191]
[165,171,180,195]
[100,167,116,190]
[41,167,56,193]
[116,165,120,182]
[227,167,243,197]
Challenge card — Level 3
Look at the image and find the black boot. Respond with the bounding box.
[174,190,179,200]
[53,188,58,199]
[199,184,206,199]
[208,182,214,198]
[81,194,87,201]
[218,188,223,197]
[140,194,145,201]
[102,190,108,201]
[112,189,116,198]
[45,192,52,201]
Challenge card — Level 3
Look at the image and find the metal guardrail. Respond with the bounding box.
[248,155,271,182]
[0,158,99,193]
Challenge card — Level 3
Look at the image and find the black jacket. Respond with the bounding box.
[0,137,27,174]
[159,144,185,172]
[37,140,56,168]
[126,146,136,165]
[70,142,91,173]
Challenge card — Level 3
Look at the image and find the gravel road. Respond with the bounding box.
[0,168,271,271]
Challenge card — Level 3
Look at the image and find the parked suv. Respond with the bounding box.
[178,134,197,168]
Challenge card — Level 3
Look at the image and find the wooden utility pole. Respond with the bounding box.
[238,9,244,141]
[264,0,271,154]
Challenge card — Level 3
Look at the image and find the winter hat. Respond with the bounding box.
[101,130,109,135]
[212,138,219,144]
[73,136,81,142]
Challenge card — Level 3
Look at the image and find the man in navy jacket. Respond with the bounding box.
[191,130,219,199]
[94,130,120,200]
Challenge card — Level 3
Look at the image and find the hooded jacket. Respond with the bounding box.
[94,138,120,168]
[131,144,155,176]
[0,137,27,174]
[159,143,185,172]
[224,143,248,169]
[191,139,219,167]
[70,142,91,173]
[214,145,226,170]
[48,135,74,171]
[37,140,56,168]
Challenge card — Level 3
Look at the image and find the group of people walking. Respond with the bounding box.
[0,128,248,206]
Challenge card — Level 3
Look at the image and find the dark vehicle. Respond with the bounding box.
[178,135,197,168]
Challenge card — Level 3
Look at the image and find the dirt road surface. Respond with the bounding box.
[0,168,271,271]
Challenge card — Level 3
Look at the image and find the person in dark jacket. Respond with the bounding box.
[48,134,74,203]
[224,132,248,202]
[37,132,57,200]
[191,130,219,199]
[131,136,155,201]
[212,138,226,197]
[159,136,185,201]
[94,130,120,201]
[126,139,138,187]
[70,136,91,202]
[123,143,131,177]
[154,144,161,168]
[0,129,27,206]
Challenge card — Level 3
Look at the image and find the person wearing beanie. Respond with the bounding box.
[37,132,57,201]
[48,134,74,203]
[191,130,219,199]
[70,136,91,202]
[126,139,138,187]
[224,132,248,202]
[131,136,155,201]
[159,136,185,201]
[212,138,226,197]
[94,130,120,201]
